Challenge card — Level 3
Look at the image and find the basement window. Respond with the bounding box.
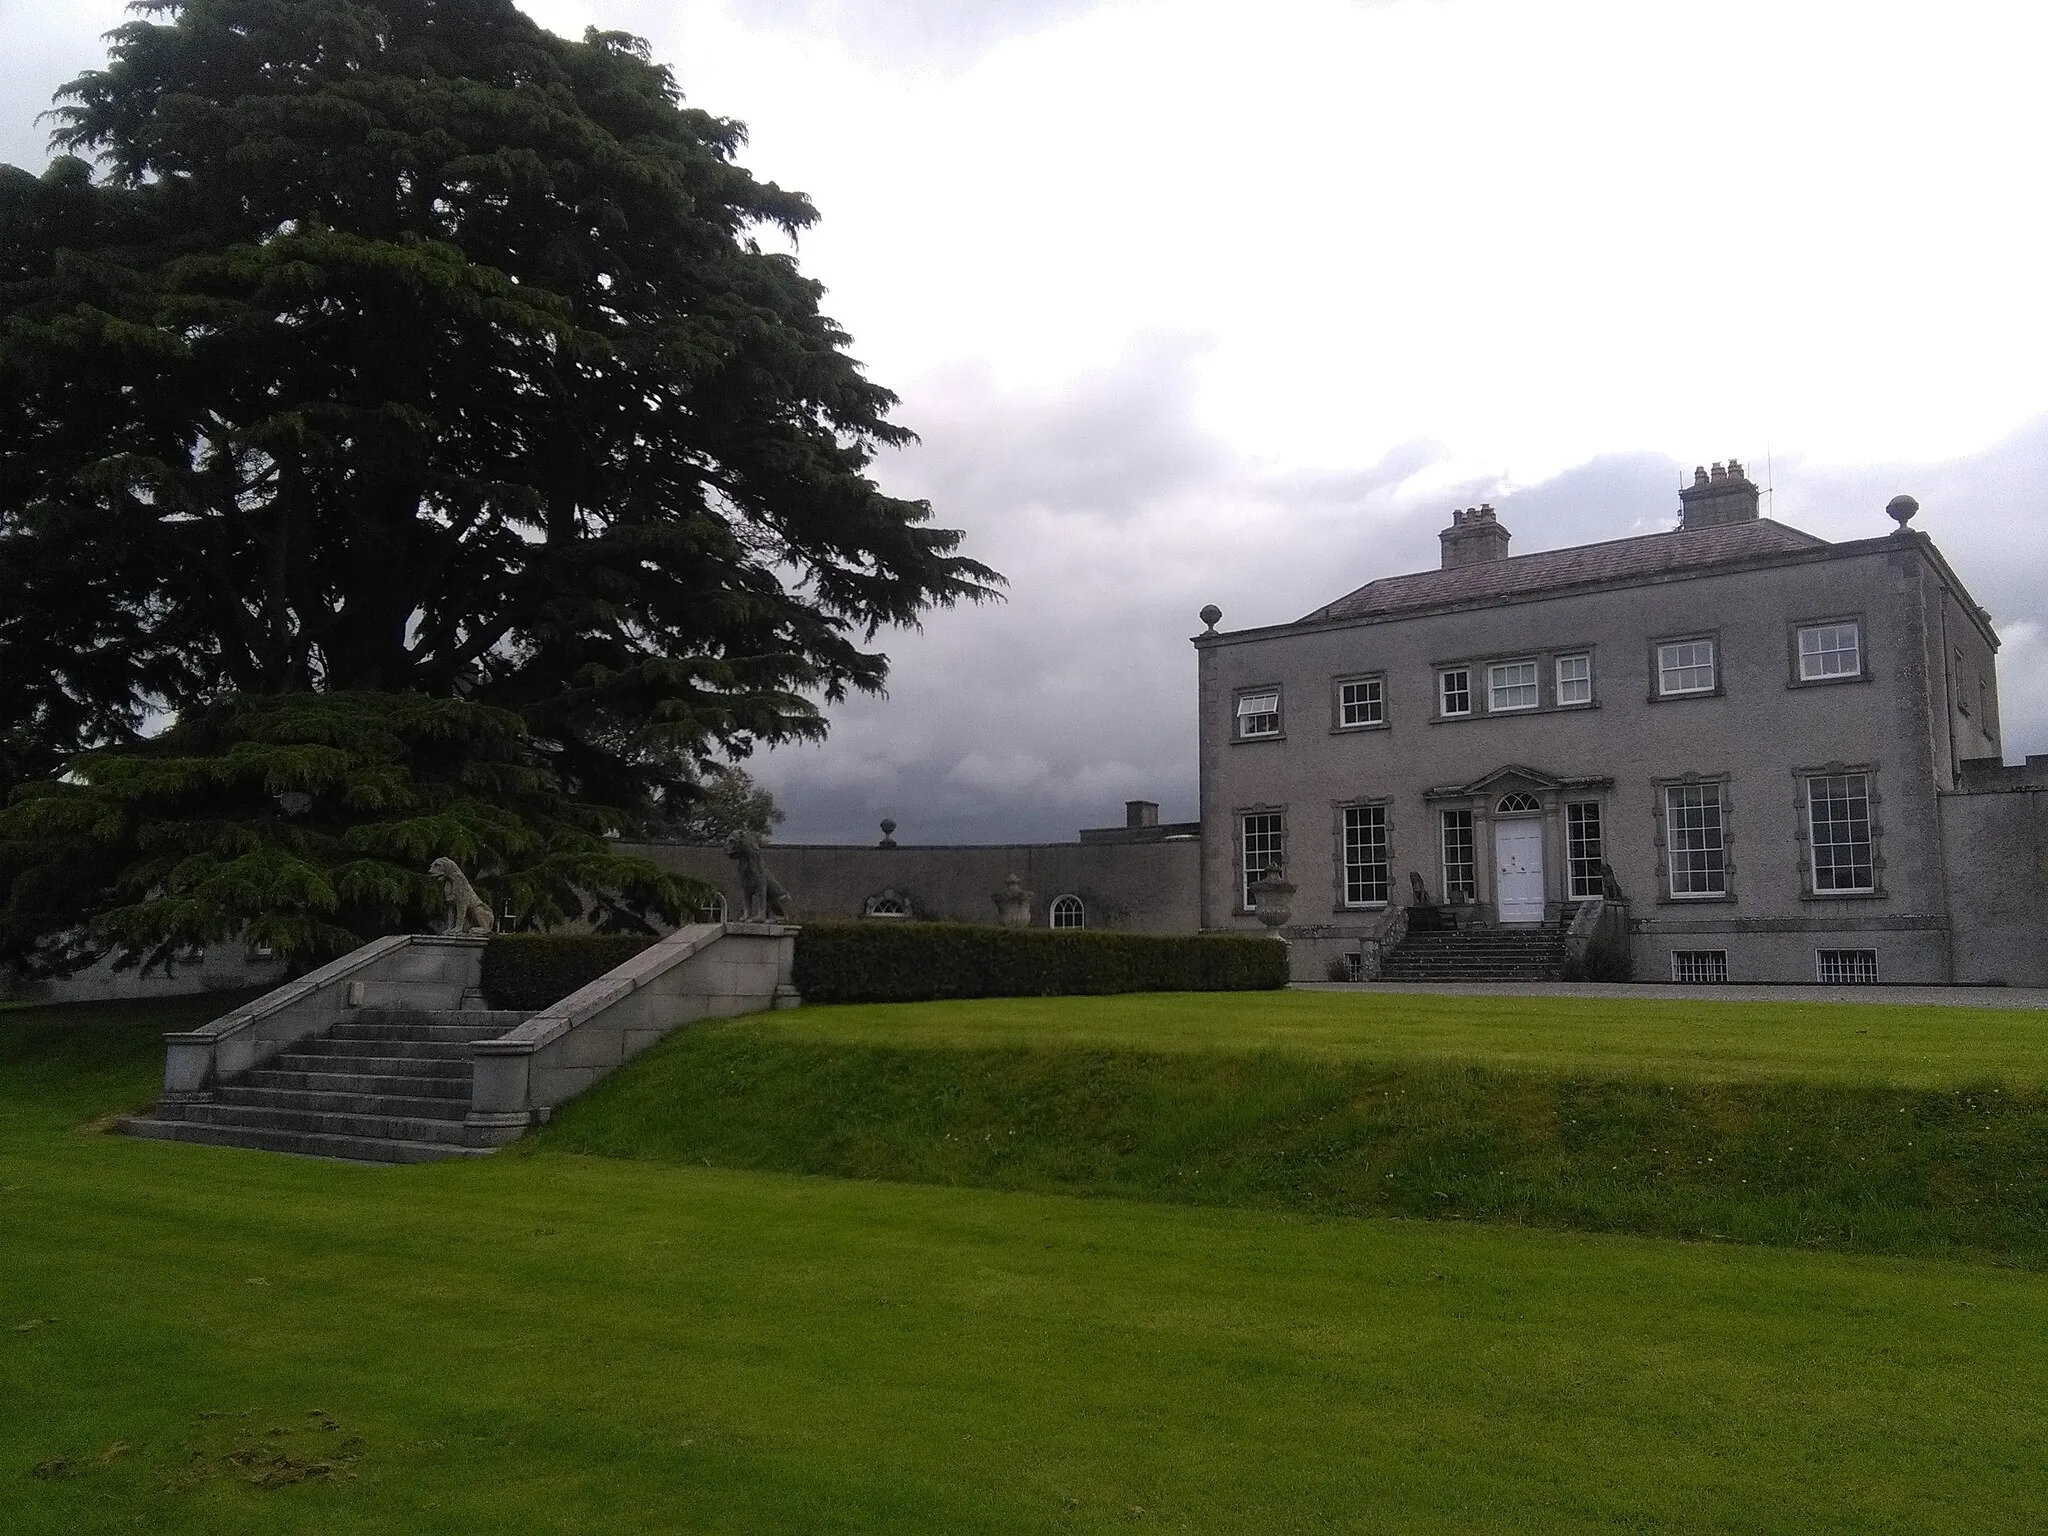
[1670,949,1728,983]
[1816,949,1878,984]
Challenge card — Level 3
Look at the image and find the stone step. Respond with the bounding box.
[119,1116,492,1164]
[329,1020,516,1045]
[295,1037,477,1062]
[1380,963,1565,977]
[212,1084,468,1121]
[264,1056,468,1097]
[246,1067,469,1098]
[149,1099,488,1145]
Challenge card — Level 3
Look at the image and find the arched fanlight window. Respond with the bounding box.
[1049,894,1086,929]
[1496,792,1542,814]
[697,891,728,924]
[865,891,910,918]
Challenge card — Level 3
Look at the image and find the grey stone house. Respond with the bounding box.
[1195,462,2016,984]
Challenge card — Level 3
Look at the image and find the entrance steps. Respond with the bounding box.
[120,1009,528,1163]
[1379,926,1568,982]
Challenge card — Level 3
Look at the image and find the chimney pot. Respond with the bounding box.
[1440,504,1512,568]
[1679,455,1760,529]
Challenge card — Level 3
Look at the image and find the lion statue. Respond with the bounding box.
[427,856,495,936]
[724,830,790,921]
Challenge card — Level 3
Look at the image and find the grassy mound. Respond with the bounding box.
[540,1016,2048,1265]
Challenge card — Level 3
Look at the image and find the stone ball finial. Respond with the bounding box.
[878,818,898,849]
[1199,604,1222,633]
[1886,494,1919,529]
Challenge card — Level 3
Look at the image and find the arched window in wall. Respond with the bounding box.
[1496,792,1542,815]
[697,891,728,924]
[1049,894,1086,929]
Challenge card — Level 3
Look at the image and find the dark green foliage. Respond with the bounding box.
[549,1026,2048,1265]
[482,931,651,1010]
[0,692,700,971]
[0,0,997,966]
[791,921,1290,1002]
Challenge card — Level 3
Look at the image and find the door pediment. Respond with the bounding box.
[1424,764,1614,801]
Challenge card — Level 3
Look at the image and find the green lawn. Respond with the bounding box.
[6,995,2048,1532]
[756,989,2048,1086]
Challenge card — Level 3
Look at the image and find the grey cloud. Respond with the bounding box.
[753,352,2048,845]
[728,0,1104,66]
[750,338,1471,843]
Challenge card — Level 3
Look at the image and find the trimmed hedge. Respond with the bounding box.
[792,921,1289,1003]
[482,933,653,1011]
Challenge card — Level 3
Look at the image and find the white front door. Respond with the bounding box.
[1494,819,1545,923]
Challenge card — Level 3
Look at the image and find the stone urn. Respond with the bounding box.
[1248,873,1296,930]
[992,872,1034,927]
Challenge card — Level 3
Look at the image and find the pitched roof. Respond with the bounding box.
[1300,518,1831,624]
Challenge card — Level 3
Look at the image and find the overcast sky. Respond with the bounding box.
[6,0,2047,842]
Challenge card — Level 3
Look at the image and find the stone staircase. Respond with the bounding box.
[121,1007,530,1163]
[1378,924,1568,982]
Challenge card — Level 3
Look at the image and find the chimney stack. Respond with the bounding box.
[1126,799,1160,829]
[1440,504,1510,569]
[1678,459,1761,530]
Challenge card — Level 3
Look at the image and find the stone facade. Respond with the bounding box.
[1196,465,2029,984]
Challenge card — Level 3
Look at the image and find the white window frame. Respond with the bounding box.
[1806,773,1876,894]
[1657,638,1717,697]
[1556,652,1593,707]
[1235,689,1282,740]
[697,891,728,924]
[1049,894,1086,929]
[1440,809,1476,902]
[1341,804,1390,907]
[1565,800,1604,899]
[1487,659,1540,712]
[1671,949,1729,983]
[1664,783,1727,898]
[1240,812,1285,909]
[1439,668,1472,718]
[1797,622,1862,681]
[1337,675,1384,729]
[1816,949,1878,984]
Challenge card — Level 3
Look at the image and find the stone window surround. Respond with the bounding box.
[1651,770,1736,905]
[1429,643,1600,723]
[1330,794,1393,912]
[1234,803,1286,914]
[1792,761,1888,901]
[1231,683,1285,743]
[1786,613,1872,689]
[1649,631,1723,702]
[1330,671,1390,733]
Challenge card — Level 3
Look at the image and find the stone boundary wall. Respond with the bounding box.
[1940,783,2048,986]
[627,838,1202,934]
